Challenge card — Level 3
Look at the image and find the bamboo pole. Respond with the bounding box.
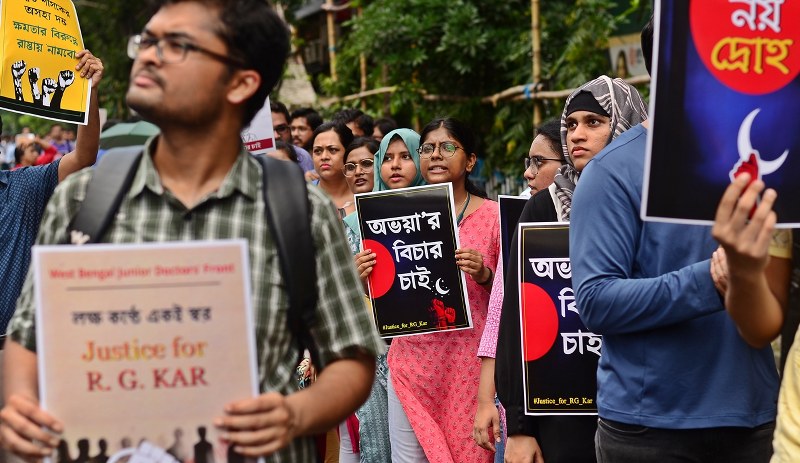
[326,0,338,81]
[318,76,650,107]
[382,64,390,116]
[531,0,542,126]
[359,54,367,110]
[358,6,367,111]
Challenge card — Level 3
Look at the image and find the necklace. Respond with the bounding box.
[456,192,471,225]
[337,200,354,220]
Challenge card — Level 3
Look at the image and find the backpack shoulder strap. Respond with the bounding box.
[66,150,321,368]
[64,146,143,245]
[253,155,321,368]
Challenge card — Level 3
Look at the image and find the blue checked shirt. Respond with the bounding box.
[0,161,60,335]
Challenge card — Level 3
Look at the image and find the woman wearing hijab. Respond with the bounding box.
[495,76,648,463]
[343,128,425,256]
[342,128,426,463]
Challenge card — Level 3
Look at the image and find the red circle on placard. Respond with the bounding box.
[521,282,559,362]
[363,239,395,298]
[689,0,800,94]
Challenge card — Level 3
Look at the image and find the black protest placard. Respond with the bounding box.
[498,195,528,277]
[518,223,599,415]
[355,183,471,338]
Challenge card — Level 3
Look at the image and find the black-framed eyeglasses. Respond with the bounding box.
[127,34,246,68]
[417,141,461,158]
[343,158,375,177]
[524,155,564,172]
[274,124,290,134]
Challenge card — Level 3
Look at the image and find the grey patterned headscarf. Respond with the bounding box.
[553,75,648,220]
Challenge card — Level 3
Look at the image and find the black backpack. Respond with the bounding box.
[63,146,321,368]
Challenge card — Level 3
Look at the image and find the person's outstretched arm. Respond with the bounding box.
[57,50,104,182]
[571,157,723,335]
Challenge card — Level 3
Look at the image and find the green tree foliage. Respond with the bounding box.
[321,0,650,180]
[75,1,150,120]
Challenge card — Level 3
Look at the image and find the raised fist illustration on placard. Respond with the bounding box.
[50,70,75,109]
[42,78,57,107]
[11,60,26,101]
[28,68,43,105]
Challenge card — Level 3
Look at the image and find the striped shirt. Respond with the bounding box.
[9,141,385,462]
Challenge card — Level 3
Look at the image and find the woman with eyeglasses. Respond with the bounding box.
[386,117,499,463]
[522,120,566,197]
[496,76,648,463]
[336,136,380,463]
[342,137,380,255]
[311,121,355,218]
[472,119,564,463]
[340,128,424,463]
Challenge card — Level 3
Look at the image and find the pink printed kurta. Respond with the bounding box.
[388,199,499,463]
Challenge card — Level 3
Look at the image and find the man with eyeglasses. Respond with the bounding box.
[0,2,383,463]
[270,100,314,173]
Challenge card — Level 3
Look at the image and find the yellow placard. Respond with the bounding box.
[0,0,90,123]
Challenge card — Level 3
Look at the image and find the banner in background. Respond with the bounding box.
[242,96,276,155]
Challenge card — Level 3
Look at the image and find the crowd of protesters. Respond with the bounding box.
[0,2,797,463]
[0,123,77,171]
